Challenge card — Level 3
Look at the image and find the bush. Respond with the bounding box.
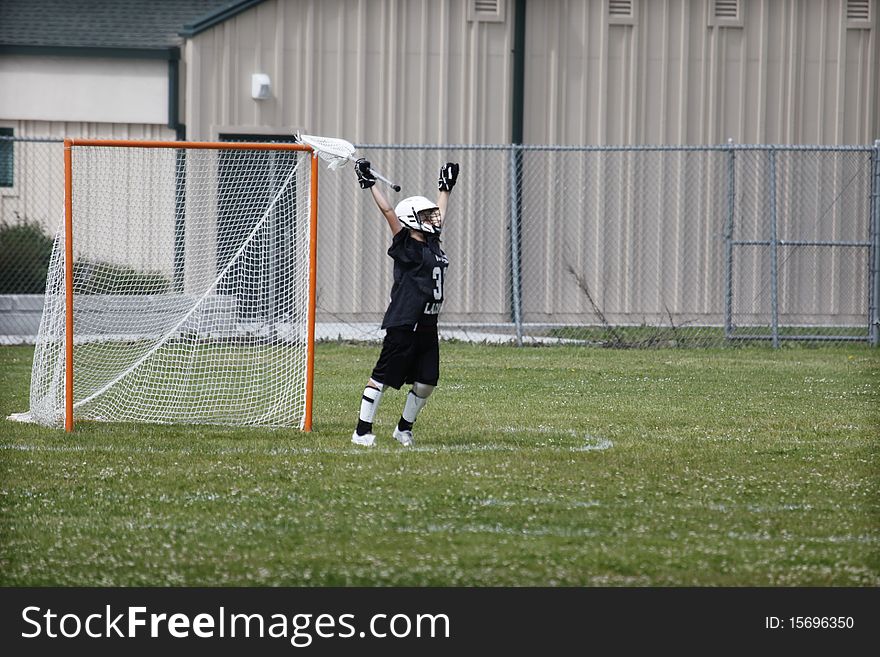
[0,219,54,294]
[0,220,171,295]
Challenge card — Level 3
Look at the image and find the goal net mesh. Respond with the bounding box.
[28,144,313,428]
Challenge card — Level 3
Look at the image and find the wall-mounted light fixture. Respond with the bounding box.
[251,73,271,100]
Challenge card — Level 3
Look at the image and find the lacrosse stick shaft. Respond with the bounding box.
[349,156,400,192]
[298,134,401,191]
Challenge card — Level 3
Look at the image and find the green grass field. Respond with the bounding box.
[1,342,878,586]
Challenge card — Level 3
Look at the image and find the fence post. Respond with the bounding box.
[724,138,736,342]
[508,144,524,346]
[768,148,780,348]
[870,139,880,347]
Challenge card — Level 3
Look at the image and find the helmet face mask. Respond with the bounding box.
[395,196,442,235]
[419,207,442,231]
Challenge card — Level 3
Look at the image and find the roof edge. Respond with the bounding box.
[179,0,268,37]
[0,44,180,60]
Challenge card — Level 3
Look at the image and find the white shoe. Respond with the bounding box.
[393,427,414,447]
[351,431,376,447]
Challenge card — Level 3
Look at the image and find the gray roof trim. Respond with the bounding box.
[179,0,268,37]
[0,45,180,60]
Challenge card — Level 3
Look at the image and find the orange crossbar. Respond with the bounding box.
[66,139,311,151]
[62,138,317,432]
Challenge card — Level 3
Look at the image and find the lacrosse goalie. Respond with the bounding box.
[351,160,460,447]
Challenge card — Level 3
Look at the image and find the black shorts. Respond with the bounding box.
[371,327,440,389]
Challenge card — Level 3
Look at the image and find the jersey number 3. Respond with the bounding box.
[432,267,443,300]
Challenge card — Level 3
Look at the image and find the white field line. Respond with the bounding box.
[0,435,613,455]
[500,427,613,451]
[393,524,879,544]
[395,523,601,538]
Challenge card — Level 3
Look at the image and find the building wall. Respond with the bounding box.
[184,0,513,143]
[1,1,876,340]
[0,51,176,233]
[0,122,177,235]
[0,56,168,125]
[524,0,878,145]
[184,0,878,146]
[175,0,877,331]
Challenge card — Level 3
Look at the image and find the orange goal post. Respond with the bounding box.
[26,139,318,431]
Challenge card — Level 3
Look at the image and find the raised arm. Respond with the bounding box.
[370,185,402,235]
[437,162,459,223]
[437,190,450,220]
[356,159,402,235]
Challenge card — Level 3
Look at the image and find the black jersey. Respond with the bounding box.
[381,230,449,330]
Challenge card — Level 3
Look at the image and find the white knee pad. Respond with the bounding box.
[411,381,435,399]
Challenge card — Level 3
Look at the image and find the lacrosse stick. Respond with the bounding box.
[295,133,401,192]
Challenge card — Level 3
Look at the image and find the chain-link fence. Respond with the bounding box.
[0,136,64,342]
[2,136,878,347]
[322,142,879,347]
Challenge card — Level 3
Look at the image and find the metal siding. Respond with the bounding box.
[185,0,513,143]
[176,0,874,329]
[513,0,876,329]
[184,0,876,144]
[183,0,513,323]
[521,0,877,146]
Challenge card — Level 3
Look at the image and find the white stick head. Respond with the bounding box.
[297,134,356,170]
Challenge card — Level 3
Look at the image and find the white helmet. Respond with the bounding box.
[394,196,442,235]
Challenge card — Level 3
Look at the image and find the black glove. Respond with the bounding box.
[355,158,376,189]
[438,162,459,192]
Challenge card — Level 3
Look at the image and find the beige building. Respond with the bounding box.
[1,1,878,343]
[186,0,880,145]
[1,0,877,146]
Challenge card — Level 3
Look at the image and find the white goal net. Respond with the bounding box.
[25,141,316,429]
